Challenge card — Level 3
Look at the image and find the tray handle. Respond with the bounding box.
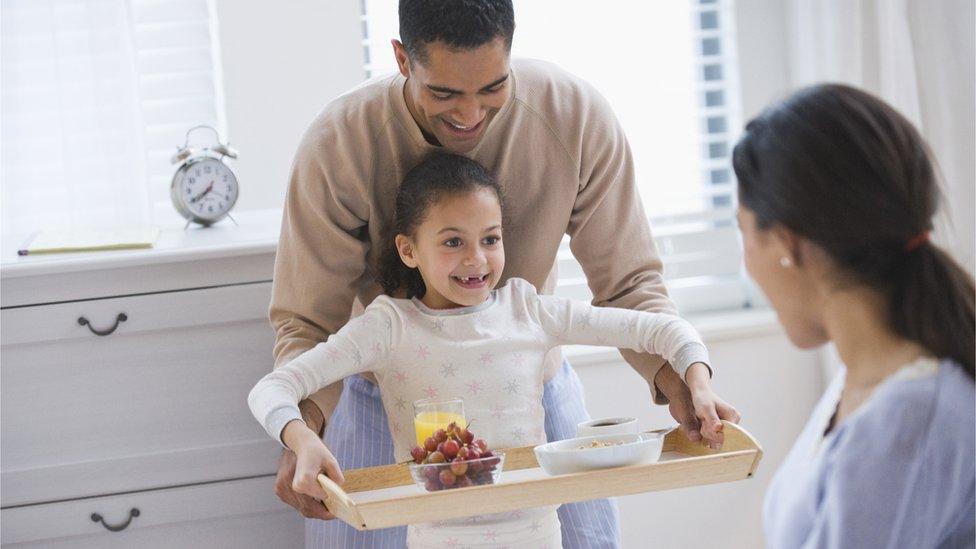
[317,473,371,529]
[317,473,355,511]
[663,421,763,457]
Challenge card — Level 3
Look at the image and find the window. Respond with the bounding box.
[360,0,748,313]
[1,0,225,235]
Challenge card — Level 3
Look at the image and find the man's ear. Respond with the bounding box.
[395,234,419,268]
[392,39,410,79]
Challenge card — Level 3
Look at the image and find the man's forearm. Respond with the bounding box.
[653,363,686,404]
[297,382,345,437]
[298,399,326,437]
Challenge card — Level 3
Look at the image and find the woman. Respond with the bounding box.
[732,84,975,548]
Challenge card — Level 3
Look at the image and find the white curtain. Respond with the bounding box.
[786,0,975,379]
[1,0,150,235]
[1,0,223,237]
[786,0,975,276]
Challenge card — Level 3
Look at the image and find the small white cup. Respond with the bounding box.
[576,416,639,438]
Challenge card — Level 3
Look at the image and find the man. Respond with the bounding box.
[270,1,739,547]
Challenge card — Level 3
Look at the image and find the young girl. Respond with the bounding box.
[249,153,736,548]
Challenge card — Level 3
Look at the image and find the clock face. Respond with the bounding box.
[175,158,238,223]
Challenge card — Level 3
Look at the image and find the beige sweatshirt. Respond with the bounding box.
[270,58,678,427]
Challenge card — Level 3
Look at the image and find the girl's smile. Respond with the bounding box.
[451,273,491,289]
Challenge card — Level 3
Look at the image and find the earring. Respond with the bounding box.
[779,257,792,268]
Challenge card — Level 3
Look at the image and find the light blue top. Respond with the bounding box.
[764,357,975,549]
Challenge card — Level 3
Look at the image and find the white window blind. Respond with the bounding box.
[360,0,749,314]
[1,0,224,236]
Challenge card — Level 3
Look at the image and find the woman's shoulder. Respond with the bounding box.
[874,358,973,433]
[834,359,974,467]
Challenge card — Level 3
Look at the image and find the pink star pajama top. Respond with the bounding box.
[249,278,710,548]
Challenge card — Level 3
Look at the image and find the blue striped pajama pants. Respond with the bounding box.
[307,360,621,548]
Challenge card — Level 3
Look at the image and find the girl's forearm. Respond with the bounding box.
[281,418,319,452]
[684,362,713,393]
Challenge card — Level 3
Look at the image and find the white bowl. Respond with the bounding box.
[533,432,664,476]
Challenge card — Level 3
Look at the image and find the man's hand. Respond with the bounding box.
[275,447,337,520]
[654,363,742,449]
[274,400,335,520]
[654,365,705,443]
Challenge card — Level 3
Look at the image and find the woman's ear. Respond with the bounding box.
[395,234,419,268]
[770,224,805,268]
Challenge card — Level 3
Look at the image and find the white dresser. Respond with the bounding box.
[1,211,304,548]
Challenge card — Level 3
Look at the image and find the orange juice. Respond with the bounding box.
[414,410,466,446]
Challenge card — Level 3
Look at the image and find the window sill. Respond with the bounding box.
[562,307,781,368]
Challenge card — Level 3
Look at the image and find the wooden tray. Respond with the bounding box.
[317,421,763,531]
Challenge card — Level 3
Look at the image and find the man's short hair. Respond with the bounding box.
[398,0,515,64]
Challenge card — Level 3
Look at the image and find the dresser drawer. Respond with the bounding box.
[1,476,303,548]
[1,282,283,507]
[1,280,275,346]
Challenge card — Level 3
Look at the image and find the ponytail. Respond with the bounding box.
[377,235,426,298]
[891,245,975,378]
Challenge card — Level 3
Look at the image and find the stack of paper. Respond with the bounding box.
[18,227,161,255]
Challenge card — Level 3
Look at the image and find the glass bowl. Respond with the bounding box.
[408,452,505,492]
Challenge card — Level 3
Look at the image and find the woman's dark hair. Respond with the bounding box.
[398,0,515,64]
[377,153,504,299]
[732,83,974,378]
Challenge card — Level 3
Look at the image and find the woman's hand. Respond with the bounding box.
[280,419,346,518]
[685,363,742,450]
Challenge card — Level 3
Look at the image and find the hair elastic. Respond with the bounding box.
[904,231,930,252]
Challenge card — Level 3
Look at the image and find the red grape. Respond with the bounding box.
[439,470,456,487]
[423,466,440,481]
[442,439,460,459]
[424,437,437,452]
[427,451,446,464]
[450,458,468,476]
[425,479,441,491]
[433,429,448,443]
[474,439,488,452]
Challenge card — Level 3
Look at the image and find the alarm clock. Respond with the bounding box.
[170,125,239,227]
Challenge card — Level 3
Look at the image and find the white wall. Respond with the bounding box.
[575,326,823,549]
[735,0,792,120]
[213,0,365,212]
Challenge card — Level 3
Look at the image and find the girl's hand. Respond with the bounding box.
[281,419,346,516]
[685,363,742,450]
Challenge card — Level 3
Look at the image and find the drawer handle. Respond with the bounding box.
[78,313,128,336]
[91,507,140,532]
